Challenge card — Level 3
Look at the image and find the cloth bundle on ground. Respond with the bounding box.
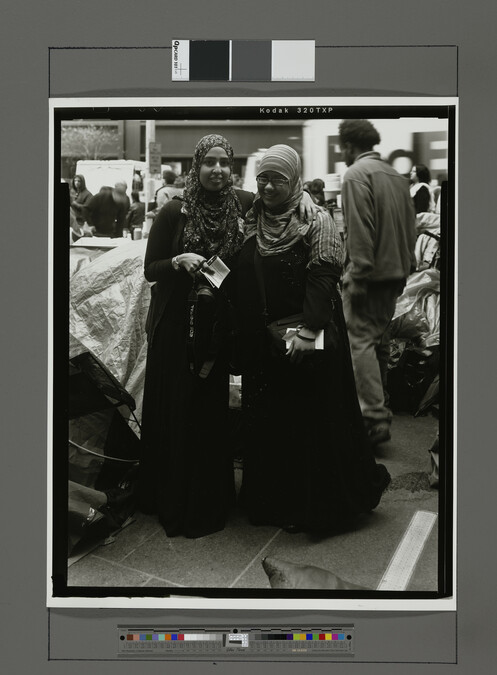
[70,239,151,422]
[262,557,369,590]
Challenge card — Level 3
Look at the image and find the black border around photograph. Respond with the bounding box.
[50,98,456,607]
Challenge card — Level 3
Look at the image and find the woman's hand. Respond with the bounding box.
[175,252,208,276]
[286,331,315,364]
[299,190,319,223]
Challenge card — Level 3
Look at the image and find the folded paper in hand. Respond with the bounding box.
[198,255,230,289]
[283,328,324,350]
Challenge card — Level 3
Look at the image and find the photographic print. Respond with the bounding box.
[48,97,456,609]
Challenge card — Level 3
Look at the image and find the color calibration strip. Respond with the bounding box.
[124,632,221,641]
[118,628,354,658]
[122,632,347,642]
[172,40,315,82]
[254,633,348,641]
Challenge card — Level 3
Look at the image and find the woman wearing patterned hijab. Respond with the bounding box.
[138,134,254,538]
[235,144,390,534]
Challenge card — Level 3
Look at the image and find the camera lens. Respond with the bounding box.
[195,276,215,302]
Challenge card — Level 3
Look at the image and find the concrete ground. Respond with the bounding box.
[67,412,440,591]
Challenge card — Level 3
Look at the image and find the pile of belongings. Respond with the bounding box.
[67,341,141,560]
[387,268,441,415]
[68,240,152,559]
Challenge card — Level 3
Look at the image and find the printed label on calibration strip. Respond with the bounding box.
[172,40,190,81]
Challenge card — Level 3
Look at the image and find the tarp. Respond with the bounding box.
[70,240,150,422]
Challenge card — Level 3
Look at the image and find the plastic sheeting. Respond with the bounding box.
[387,267,441,414]
[70,240,150,422]
[415,212,440,271]
[416,211,440,235]
[391,269,440,348]
[70,247,107,277]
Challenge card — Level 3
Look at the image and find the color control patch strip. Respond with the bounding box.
[172,40,315,81]
[118,627,354,657]
[123,632,347,641]
[124,633,221,641]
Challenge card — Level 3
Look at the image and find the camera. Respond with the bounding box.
[195,273,215,301]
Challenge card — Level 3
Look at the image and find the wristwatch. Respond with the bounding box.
[171,255,180,271]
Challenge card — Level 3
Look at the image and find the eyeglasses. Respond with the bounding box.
[256,175,290,187]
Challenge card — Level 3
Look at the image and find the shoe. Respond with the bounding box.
[367,422,391,446]
[100,481,136,529]
[282,524,303,534]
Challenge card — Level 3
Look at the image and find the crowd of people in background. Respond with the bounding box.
[69,169,189,242]
[69,154,443,245]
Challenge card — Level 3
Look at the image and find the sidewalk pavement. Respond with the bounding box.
[67,412,440,591]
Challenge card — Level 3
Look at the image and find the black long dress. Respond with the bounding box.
[235,236,390,532]
[138,194,253,538]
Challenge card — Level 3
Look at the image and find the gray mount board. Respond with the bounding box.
[1,0,496,673]
[49,45,457,96]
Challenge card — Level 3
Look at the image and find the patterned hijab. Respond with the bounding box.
[182,134,244,261]
[245,144,343,270]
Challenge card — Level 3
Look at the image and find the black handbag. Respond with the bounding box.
[266,313,305,353]
[253,248,341,357]
[253,248,308,354]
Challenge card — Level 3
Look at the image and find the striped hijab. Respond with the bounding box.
[244,144,343,270]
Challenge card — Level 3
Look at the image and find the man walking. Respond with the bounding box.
[338,119,416,445]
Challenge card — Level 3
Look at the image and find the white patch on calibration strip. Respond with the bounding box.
[377,510,437,591]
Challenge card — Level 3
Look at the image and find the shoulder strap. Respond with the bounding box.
[171,211,186,256]
[253,246,268,320]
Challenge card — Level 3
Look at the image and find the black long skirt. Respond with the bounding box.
[138,291,236,538]
[240,300,391,533]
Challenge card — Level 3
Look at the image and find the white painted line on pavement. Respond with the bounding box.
[377,510,437,591]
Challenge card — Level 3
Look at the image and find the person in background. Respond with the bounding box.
[234,144,390,534]
[303,180,313,194]
[132,170,143,191]
[410,164,436,214]
[155,169,184,209]
[113,181,130,237]
[310,177,325,205]
[232,173,244,189]
[338,119,416,446]
[85,186,122,237]
[432,172,448,213]
[70,174,92,232]
[126,190,145,234]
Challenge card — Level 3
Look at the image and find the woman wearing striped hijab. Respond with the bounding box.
[235,144,390,534]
